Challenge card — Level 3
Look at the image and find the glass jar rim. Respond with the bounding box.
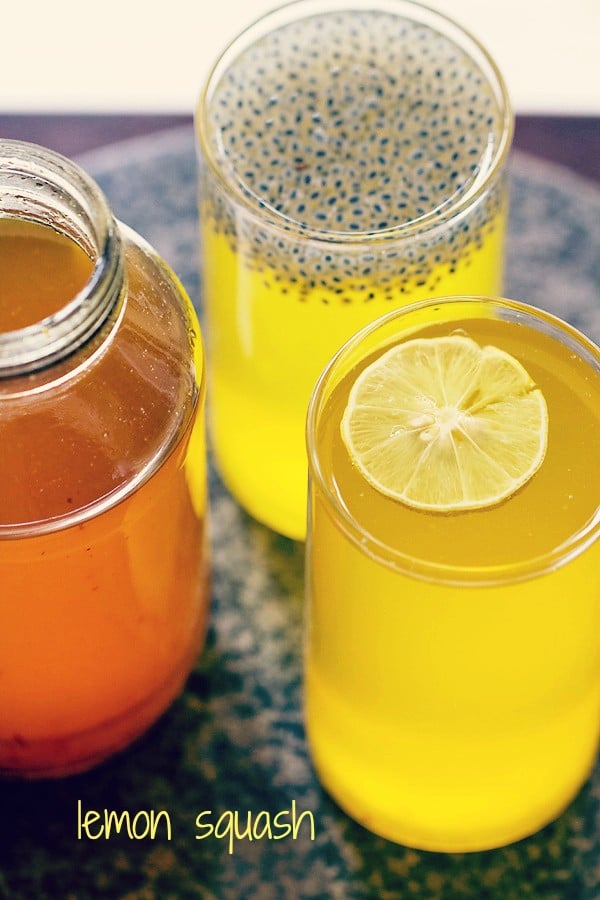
[0,139,123,377]
[306,295,600,586]
[196,0,514,246]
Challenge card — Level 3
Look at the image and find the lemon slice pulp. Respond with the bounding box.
[341,334,548,512]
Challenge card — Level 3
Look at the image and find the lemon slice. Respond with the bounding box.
[341,334,548,512]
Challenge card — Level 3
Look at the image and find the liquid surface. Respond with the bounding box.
[0,218,94,331]
[319,317,600,569]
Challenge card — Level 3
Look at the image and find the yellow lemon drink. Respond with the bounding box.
[305,296,600,851]
[197,0,513,539]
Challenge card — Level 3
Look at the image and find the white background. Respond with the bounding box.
[1,0,598,115]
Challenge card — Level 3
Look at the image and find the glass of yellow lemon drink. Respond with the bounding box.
[196,0,513,539]
[305,295,600,851]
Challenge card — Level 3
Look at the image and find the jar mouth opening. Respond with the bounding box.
[306,295,600,587]
[196,0,514,244]
[0,140,123,377]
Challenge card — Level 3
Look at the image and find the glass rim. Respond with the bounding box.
[0,139,123,377]
[196,0,514,246]
[306,295,600,587]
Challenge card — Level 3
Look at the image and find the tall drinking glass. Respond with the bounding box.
[305,295,600,851]
[197,0,513,539]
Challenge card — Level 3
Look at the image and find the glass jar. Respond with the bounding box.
[0,140,210,778]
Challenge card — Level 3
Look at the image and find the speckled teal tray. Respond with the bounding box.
[0,126,598,900]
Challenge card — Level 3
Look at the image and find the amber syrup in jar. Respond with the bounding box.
[0,141,210,778]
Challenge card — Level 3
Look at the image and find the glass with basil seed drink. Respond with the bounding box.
[305,295,600,852]
[197,0,513,539]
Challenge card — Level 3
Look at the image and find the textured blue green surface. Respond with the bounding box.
[0,127,598,899]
